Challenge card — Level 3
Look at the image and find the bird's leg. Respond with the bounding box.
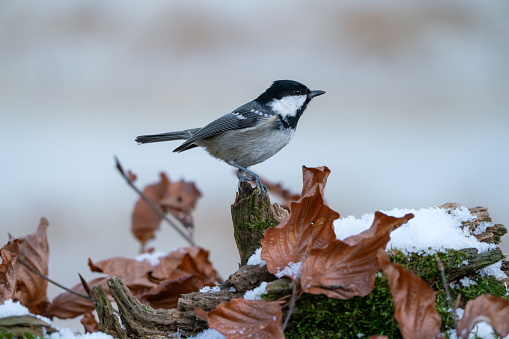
[229,162,267,197]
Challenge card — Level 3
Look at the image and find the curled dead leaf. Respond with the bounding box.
[131,173,201,249]
[44,277,108,319]
[0,238,19,302]
[301,212,413,299]
[456,294,509,339]
[131,173,171,247]
[15,218,50,314]
[81,310,99,333]
[159,179,202,228]
[207,299,284,339]
[378,250,442,339]
[262,166,339,276]
[140,274,212,309]
[150,246,219,284]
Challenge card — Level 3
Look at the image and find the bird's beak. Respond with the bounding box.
[308,90,326,99]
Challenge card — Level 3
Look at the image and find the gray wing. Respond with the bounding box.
[173,105,270,152]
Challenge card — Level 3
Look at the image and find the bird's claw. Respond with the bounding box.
[238,175,267,198]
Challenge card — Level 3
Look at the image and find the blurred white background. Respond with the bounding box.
[1,0,508,329]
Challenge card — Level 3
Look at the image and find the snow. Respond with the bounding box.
[334,206,495,255]
[473,222,495,235]
[247,247,266,266]
[0,299,30,318]
[459,277,477,287]
[334,206,507,279]
[200,285,221,293]
[134,251,168,266]
[478,261,508,279]
[243,281,268,300]
[447,308,509,339]
[275,261,303,279]
[189,329,226,339]
[0,300,114,339]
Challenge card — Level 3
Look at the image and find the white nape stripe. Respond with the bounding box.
[268,95,307,117]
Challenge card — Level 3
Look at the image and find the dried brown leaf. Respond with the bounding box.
[81,310,99,333]
[0,238,19,302]
[301,212,413,299]
[15,218,50,314]
[150,246,218,283]
[207,299,284,339]
[261,166,339,276]
[378,250,442,339]
[159,179,202,228]
[131,172,170,247]
[88,257,154,279]
[140,274,211,309]
[131,173,202,248]
[44,277,108,319]
[456,294,509,339]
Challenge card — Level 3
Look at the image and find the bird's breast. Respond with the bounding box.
[200,116,295,167]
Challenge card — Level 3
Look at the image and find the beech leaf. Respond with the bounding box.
[44,277,108,319]
[140,274,211,309]
[456,294,509,339]
[150,246,218,284]
[207,299,284,339]
[159,179,202,228]
[0,238,19,302]
[131,173,202,248]
[15,218,50,314]
[378,250,442,339]
[301,212,413,299]
[81,310,99,333]
[131,172,170,247]
[261,166,339,276]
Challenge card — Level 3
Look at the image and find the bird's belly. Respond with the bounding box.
[199,128,294,168]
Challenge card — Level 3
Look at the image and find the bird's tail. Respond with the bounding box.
[135,128,200,144]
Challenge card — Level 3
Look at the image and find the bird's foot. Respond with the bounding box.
[238,175,267,198]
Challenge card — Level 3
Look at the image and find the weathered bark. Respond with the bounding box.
[0,314,57,337]
[230,181,289,266]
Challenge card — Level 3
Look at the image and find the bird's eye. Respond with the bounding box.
[293,90,302,95]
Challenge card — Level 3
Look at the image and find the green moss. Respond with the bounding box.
[280,249,508,338]
[0,329,39,339]
[285,276,400,339]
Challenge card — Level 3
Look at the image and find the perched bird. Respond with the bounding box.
[135,80,325,196]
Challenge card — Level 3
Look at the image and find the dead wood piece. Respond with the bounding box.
[0,315,57,337]
[447,248,505,281]
[231,181,289,266]
[223,264,276,293]
[439,204,508,245]
[106,276,204,338]
[178,290,240,313]
[92,285,128,338]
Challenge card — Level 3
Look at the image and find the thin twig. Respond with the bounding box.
[79,273,92,298]
[436,255,458,330]
[114,156,195,246]
[17,255,91,300]
[282,279,301,331]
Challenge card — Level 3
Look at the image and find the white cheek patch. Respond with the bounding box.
[268,95,307,117]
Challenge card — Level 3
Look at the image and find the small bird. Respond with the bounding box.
[135,80,325,196]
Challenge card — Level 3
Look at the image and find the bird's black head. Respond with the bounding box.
[256,80,325,129]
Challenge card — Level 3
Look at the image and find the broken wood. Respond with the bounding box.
[230,181,288,266]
